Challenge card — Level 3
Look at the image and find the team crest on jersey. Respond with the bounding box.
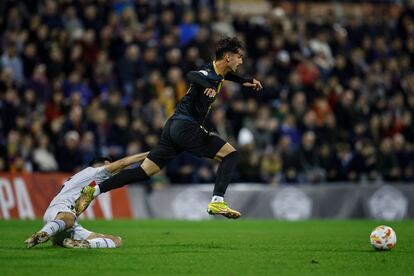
[198,70,208,76]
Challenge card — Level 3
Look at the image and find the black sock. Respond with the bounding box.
[213,151,239,197]
[99,167,149,193]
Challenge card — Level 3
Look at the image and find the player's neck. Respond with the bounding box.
[213,60,230,77]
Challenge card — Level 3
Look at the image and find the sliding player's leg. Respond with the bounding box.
[25,210,75,248]
[75,120,180,216]
[86,232,122,248]
[74,157,163,216]
[62,224,121,249]
[74,159,154,216]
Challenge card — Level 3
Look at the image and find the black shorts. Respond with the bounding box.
[147,119,227,168]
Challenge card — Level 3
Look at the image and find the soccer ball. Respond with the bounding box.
[370,225,397,250]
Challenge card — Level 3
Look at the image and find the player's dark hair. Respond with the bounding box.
[88,157,112,167]
[215,37,244,59]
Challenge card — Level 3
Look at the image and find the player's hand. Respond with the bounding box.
[204,88,217,98]
[243,78,263,91]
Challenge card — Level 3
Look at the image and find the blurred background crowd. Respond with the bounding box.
[1,0,414,185]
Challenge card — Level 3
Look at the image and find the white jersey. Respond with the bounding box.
[47,166,112,209]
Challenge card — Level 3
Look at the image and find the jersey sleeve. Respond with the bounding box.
[94,166,113,184]
[186,70,216,89]
[224,72,252,84]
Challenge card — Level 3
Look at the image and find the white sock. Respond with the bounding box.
[93,185,101,197]
[88,238,116,248]
[40,219,66,237]
[211,196,224,203]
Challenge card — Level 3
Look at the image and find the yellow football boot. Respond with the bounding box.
[74,186,95,216]
[207,202,241,219]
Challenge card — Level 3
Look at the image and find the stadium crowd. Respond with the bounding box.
[1,0,414,184]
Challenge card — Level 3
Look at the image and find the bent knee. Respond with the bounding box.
[56,212,75,229]
[222,149,239,161]
[215,143,237,160]
[62,217,75,229]
[113,236,122,248]
[141,158,161,176]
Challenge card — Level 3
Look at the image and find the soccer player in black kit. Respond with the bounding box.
[76,37,263,219]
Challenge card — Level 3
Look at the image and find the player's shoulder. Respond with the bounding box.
[197,63,218,78]
[70,166,96,179]
[93,164,113,178]
[71,166,111,182]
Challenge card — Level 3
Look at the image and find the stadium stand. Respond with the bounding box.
[0,0,413,184]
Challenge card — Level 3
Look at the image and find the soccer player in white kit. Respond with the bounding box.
[25,152,148,249]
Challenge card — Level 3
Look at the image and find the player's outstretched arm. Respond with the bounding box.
[225,72,263,91]
[242,78,263,91]
[104,152,149,174]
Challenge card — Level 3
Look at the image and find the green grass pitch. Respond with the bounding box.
[1,220,414,275]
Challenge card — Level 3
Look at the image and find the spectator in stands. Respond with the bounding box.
[57,131,83,172]
[1,43,23,85]
[297,131,322,183]
[33,134,58,172]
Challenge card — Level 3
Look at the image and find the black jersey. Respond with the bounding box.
[172,62,251,125]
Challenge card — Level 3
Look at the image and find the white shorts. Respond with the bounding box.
[43,204,92,244]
